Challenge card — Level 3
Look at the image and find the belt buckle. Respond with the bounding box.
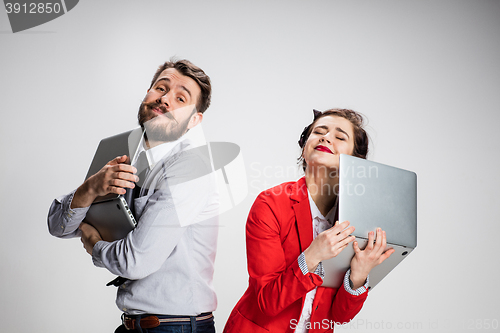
[121,313,135,331]
[122,314,161,330]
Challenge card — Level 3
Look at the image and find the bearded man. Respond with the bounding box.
[48,59,219,333]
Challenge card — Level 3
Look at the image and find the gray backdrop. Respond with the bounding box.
[1,1,499,332]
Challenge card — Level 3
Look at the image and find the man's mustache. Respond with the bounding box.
[144,102,175,120]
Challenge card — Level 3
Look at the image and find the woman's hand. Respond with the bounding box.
[349,228,395,289]
[303,220,356,272]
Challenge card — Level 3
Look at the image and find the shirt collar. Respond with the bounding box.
[131,124,206,169]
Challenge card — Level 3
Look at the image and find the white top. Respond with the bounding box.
[294,191,368,333]
[294,192,336,333]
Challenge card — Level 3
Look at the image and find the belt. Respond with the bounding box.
[122,312,213,330]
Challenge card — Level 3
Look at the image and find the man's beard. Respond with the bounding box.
[137,101,192,143]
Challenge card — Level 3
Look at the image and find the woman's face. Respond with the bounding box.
[303,115,355,171]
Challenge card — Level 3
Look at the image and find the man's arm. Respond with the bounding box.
[47,155,138,238]
[47,190,90,238]
[80,222,102,254]
[90,152,217,279]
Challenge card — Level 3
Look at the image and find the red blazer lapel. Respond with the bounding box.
[291,177,313,253]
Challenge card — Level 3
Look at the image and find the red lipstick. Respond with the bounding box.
[315,145,333,154]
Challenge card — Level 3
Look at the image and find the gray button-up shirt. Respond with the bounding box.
[48,127,219,315]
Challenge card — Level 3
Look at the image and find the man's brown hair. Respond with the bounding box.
[150,59,212,114]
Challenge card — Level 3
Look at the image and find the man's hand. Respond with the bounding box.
[349,228,395,289]
[304,220,356,272]
[79,223,102,255]
[71,155,138,209]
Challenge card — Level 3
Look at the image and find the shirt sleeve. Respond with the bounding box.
[298,252,325,278]
[343,269,369,296]
[47,190,90,238]
[327,268,369,324]
[92,150,216,279]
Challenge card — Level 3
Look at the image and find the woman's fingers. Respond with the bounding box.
[365,230,375,251]
[331,220,350,234]
[331,238,353,257]
[353,241,361,254]
[308,222,356,262]
[356,228,393,262]
[376,230,387,256]
[370,228,382,255]
[379,248,395,264]
[327,227,355,257]
[328,221,355,238]
[337,235,355,249]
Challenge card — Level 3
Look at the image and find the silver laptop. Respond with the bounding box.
[321,154,417,290]
[83,130,139,242]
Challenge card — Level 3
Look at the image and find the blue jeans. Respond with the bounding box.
[114,315,215,333]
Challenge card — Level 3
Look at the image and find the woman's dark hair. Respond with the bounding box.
[298,108,369,171]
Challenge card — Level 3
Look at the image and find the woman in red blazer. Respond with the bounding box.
[224,109,394,333]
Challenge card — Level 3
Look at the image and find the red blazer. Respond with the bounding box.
[224,178,367,333]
